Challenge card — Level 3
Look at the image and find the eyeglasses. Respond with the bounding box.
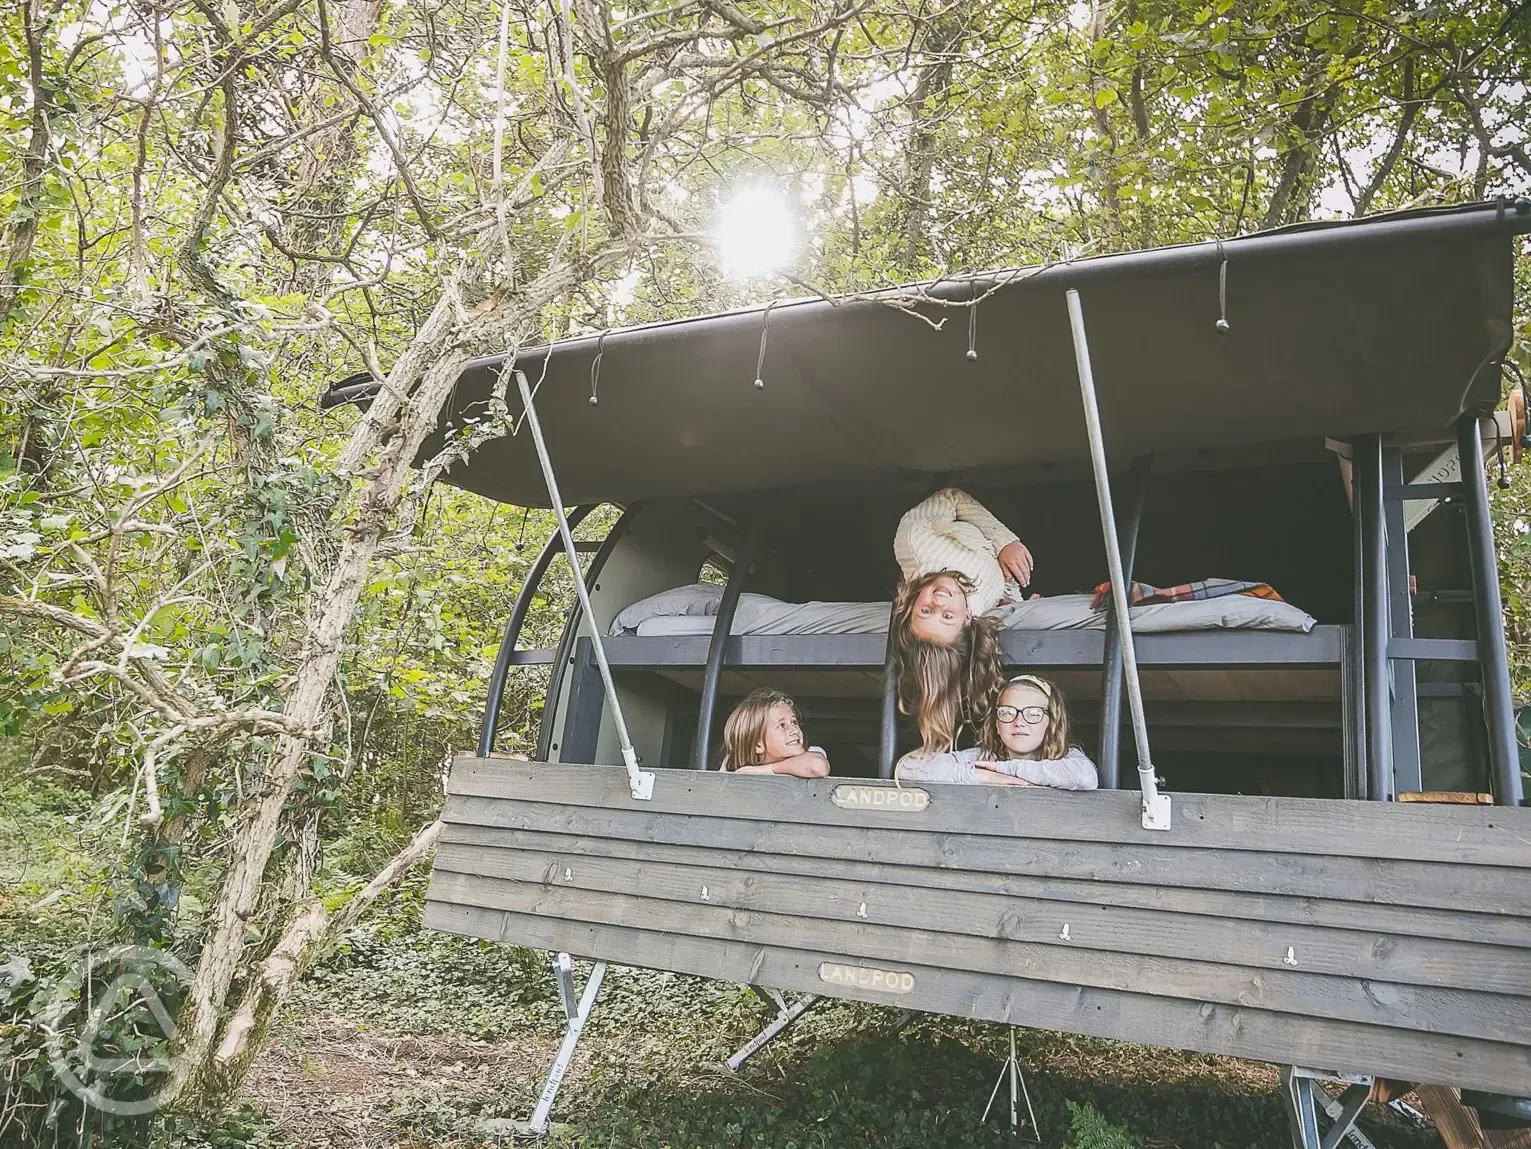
[996,704,1048,725]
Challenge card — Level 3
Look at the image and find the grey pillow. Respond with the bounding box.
[609,583,725,634]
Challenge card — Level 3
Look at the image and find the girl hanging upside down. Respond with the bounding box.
[897,674,1098,789]
[892,487,1034,756]
[719,687,831,777]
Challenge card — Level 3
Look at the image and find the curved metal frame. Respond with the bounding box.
[692,532,759,770]
[478,504,595,756]
[535,504,640,761]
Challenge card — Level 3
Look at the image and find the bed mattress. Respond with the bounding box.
[623,592,1316,638]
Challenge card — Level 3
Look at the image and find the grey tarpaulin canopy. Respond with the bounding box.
[406,200,1530,508]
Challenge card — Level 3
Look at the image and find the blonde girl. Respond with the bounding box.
[897,674,1098,789]
[892,488,1034,756]
[894,487,1034,643]
[891,572,1005,755]
[719,688,830,777]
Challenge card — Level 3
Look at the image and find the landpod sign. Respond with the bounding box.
[817,961,917,995]
[830,784,930,812]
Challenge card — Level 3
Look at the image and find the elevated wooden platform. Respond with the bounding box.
[424,759,1531,1093]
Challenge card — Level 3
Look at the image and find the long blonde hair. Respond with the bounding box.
[720,687,798,771]
[981,674,1071,760]
[892,571,1004,753]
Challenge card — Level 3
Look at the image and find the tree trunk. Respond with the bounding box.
[284,0,384,280]
[164,232,638,1110]
[1262,71,1338,230]
[0,0,63,326]
[209,820,443,1088]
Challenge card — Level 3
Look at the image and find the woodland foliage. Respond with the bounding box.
[0,0,1529,1140]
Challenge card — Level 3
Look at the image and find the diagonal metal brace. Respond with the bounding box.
[1065,288,1169,830]
[1320,1085,1375,1149]
[520,958,607,1139]
[724,988,822,1072]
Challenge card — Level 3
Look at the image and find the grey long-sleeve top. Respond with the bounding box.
[894,745,1099,789]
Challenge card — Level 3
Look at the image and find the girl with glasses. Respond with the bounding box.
[896,675,1097,790]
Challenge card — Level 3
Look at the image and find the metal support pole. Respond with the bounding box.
[535,507,638,762]
[1283,1068,1324,1149]
[879,602,900,778]
[694,533,759,770]
[1098,457,1152,790]
[1065,289,1169,831]
[479,506,595,757]
[1319,1085,1375,1149]
[1382,447,1422,793]
[525,960,606,1137]
[1353,434,1393,802]
[724,993,822,1071]
[552,952,577,1020]
[1458,413,1524,806]
[1282,1067,1377,1149]
[516,370,654,801]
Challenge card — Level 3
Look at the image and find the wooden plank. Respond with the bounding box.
[440,823,1531,949]
[440,795,1531,917]
[421,900,1531,1094]
[430,844,1531,1019]
[1399,792,1495,805]
[447,760,1531,869]
[1417,1086,1490,1149]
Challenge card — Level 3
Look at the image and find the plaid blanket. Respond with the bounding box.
[1090,578,1285,612]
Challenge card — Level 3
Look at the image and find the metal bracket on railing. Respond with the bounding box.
[1065,289,1170,832]
[516,369,656,802]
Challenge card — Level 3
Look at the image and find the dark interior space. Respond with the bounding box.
[721,446,1355,624]
[635,447,1363,797]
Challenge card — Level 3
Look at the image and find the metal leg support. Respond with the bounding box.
[1282,1067,1375,1149]
[725,989,822,1072]
[552,952,578,1021]
[522,958,607,1139]
[1321,1086,1376,1149]
[981,1028,1040,1140]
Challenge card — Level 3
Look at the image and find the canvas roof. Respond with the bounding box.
[401,200,1529,508]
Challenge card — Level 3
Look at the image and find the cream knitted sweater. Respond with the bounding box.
[894,488,1022,616]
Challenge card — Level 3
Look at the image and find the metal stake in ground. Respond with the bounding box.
[981,1028,1040,1140]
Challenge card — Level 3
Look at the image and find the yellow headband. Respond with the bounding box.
[1006,674,1054,698]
